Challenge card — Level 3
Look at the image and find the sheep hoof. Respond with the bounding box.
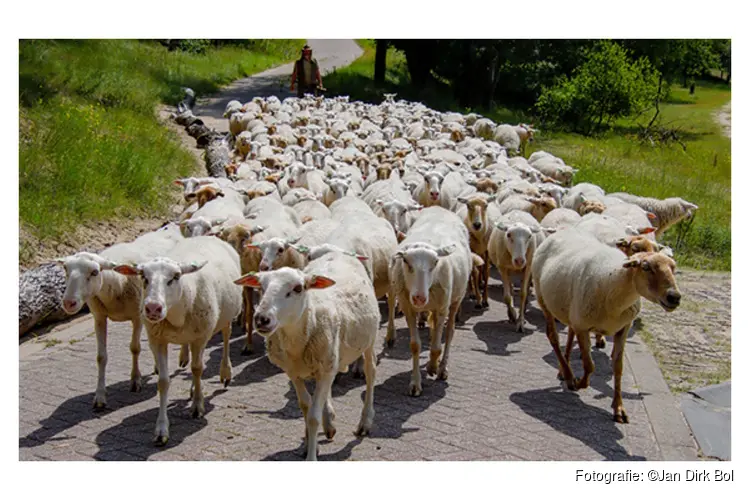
[595,338,606,349]
[240,344,254,356]
[557,371,565,381]
[565,378,578,391]
[325,427,337,440]
[515,321,525,333]
[92,399,107,410]
[191,405,204,419]
[409,383,422,397]
[385,336,395,348]
[418,321,426,330]
[154,435,169,447]
[354,424,371,437]
[614,409,629,424]
[481,300,490,309]
[426,362,438,377]
[130,378,142,393]
[507,309,518,324]
[437,366,448,381]
[474,302,484,310]
[179,358,189,369]
[223,378,230,388]
[576,378,590,390]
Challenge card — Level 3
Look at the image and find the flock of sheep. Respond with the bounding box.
[52,92,698,460]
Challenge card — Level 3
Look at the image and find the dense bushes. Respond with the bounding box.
[535,41,659,133]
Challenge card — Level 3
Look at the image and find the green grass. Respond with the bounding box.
[19,39,303,246]
[522,83,731,271]
[325,45,731,271]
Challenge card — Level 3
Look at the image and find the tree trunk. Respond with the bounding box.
[403,41,434,86]
[646,74,663,130]
[19,263,79,336]
[374,40,387,84]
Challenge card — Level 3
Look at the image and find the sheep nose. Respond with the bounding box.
[411,294,427,307]
[255,314,271,328]
[430,192,439,199]
[472,222,482,230]
[63,299,78,311]
[259,263,270,272]
[288,179,295,187]
[513,258,526,268]
[666,290,681,306]
[144,303,163,317]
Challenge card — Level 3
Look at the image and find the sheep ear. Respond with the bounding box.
[396,231,407,243]
[638,226,656,235]
[173,179,185,186]
[392,250,405,261]
[234,272,262,288]
[486,194,497,203]
[345,251,369,262]
[305,274,336,290]
[211,217,227,227]
[542,227,557,234]
[98,260,118,271]
[114,264,141,276]
[457,197,468,204]
[53,257,67,265]
[437,244,456,257]
[496,222,508,231]
[530,226,541,234]
[180,261,207,274]
[286,236,301,246]
[646,212,657,221]
[466,179,477,186]
[408,203,423,211]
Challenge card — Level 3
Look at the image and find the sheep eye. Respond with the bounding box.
[90,269,99,277]
[278,248,284,254]
[293,284,303,294]
[143,278,149,286]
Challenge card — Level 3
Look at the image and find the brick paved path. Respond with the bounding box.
[19,273,696,461]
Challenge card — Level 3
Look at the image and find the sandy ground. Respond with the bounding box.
[715,101,731,138]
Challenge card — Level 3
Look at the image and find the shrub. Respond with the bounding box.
[535,40,659,134]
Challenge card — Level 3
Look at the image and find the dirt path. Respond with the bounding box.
[715,100,731,138]
[635,269,731,393]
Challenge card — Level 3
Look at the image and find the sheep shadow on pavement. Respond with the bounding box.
[91,388,225,460]
[19,378,159,449]
[509,386,647,461]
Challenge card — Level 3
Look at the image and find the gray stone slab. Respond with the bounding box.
[690,381,731,408]
[681,393,731,460]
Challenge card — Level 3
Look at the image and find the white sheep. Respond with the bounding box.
[539,207,582,232]
[114,235,243,445]
[497,194,558,222]
[562,182,606,212]
[388,206,472,395]
[487,210,547,332]
[234,251,379,461]
[532,227,682,423]
[56,224,183,408]
[606,193,698,238]
[492,124,521,154]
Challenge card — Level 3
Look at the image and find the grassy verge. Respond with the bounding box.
[19,39,302,253]
[325,44,731,271]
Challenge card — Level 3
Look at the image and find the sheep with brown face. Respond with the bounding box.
[456,194,500,309]
[533,228,681,424]
[578,199,607,216]
[194,185,225,209]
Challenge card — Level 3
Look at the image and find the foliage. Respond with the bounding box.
[19,39,302,247]
[535,41,659,134]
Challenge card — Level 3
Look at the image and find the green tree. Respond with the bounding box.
[535,40,659,134]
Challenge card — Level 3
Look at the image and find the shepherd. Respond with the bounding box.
[290,44,322,98]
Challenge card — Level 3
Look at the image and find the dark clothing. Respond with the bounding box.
[297,84,319,98]
[295,58,319,86]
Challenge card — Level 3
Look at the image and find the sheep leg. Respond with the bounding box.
[129,318,143,393]
[306,373,335,461]
[322,385,337,440]
[350,355,365,379]
[438,300,461,381]
[93,315,108,409]
[403,303,422,397]
[481,254,491,308]
[291,377,312,446]
[152,342,170,446]
[385,288,397,347]
[499,268,517,323]
[355,345,376,436]
[426,309,446,377]
[219,326,232,387]
[517,267,532,332]
[558,330,576,380]
[595,333,606,349]
[241,288,254,355]
[573,327,594,389]
[189,341,206,419]
[178,344,189,368]
[611,324,630,423]
[538,302,576,391]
